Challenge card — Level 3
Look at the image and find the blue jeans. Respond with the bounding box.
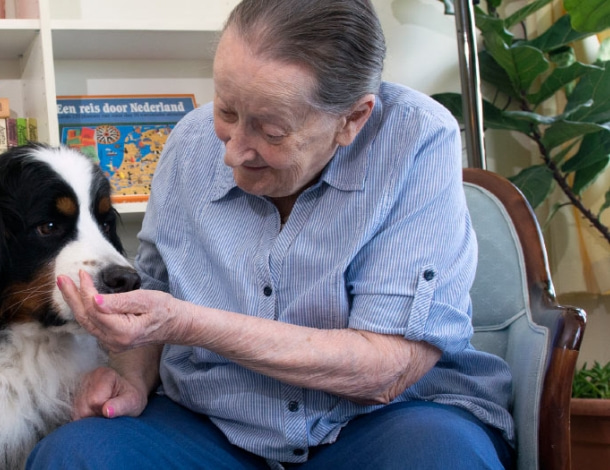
[27,395,513,469]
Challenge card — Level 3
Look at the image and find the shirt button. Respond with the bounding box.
[288,401,299,412]
[423,269,435,281]
[293,448,305,456]
[263,286,273,296]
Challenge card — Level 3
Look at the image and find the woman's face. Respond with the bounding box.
[213,28,346,199]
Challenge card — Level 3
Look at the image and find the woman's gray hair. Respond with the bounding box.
[223,0,386,115]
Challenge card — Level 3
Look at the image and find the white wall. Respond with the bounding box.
[376,0,461,94]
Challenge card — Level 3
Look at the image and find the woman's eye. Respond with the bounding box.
[218,108,237,122]
[36,222,60,236]
[262,126,286,142]
[265,134,284,142]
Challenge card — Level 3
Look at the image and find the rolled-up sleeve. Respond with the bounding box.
[347,100,477,354]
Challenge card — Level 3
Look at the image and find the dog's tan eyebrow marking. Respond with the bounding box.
[98,196,111,215]
[56,197,77,216]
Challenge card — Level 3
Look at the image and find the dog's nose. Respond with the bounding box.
[99,265,142,293]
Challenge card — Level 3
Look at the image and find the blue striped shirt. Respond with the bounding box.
[135,82,514,465]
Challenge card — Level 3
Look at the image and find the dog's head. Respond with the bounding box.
[0,143,141,329]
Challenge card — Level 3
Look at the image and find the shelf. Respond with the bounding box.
[114,201,147,215]
[0,0,234,249]
[0,20,40,59]
[50,20,222,60]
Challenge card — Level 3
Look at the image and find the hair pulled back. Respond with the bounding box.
[223,0,386,115]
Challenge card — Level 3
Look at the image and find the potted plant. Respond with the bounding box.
[432,0,610,243]
[571,361,610,470]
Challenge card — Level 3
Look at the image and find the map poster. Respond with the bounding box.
[57,94,197,203]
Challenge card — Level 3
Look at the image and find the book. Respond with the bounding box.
[15,0,39,19]
[57,94,197,203]
[0,98,10,119]
[27,117,38,141]
[16,117,28,145]
[6,118,17,147]
[0,118,8,153]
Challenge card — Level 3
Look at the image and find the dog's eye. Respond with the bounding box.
[36,222,60,236]
[99,221,111,234]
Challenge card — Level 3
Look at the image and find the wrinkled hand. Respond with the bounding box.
[72,366,148,420]
[57,270,182,353]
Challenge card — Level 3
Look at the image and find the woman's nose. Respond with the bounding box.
[223,124,257,166]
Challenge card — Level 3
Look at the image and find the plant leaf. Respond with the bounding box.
[599,38,610,62]
[430,93,533,133]
[503,109,557,125]
[564,0,610,34]
[562,130,610,172]
[551,139,581,165]
[572,157,610,195]
[548,46,576,68]
[478,51,521,99]
[566,61,610,124]
[572,361,610,398]
[504,0,554,30]
[527,61,603,106]
[527,15,592,52]
[542,120,609,150]
[475,10,513,45]
[485,37,549,92]
[508,165,554,209]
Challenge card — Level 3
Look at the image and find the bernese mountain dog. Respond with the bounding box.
[0,143,141,469]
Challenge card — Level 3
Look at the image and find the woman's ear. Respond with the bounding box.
[335,94,376,147]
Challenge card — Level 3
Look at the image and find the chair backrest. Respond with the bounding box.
[463,169,586,470]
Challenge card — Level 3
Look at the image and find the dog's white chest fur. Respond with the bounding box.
[0,323,103,469]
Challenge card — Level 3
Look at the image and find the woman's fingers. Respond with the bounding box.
[58,270,176,351]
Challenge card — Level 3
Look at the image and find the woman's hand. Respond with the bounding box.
[59,270,167,420]
[57,270,187,353]
[71,366,149,420]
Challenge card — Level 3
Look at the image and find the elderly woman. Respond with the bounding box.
[28,1,514,469]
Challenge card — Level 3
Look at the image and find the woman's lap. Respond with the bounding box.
[303,401,513,470]
[26,395,268,470]
[27,395,513,469]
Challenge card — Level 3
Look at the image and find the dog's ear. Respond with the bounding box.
[0,199,8,285]
[0,195,22,284]
[109,207,126,256]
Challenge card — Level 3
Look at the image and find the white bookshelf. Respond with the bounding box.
[0,0,238,248]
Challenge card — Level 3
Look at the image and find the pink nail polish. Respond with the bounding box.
[56,276,63,289]
[106,406,115,418]
[94,295,104,305]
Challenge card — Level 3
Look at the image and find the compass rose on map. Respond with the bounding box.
[96,125,121,144]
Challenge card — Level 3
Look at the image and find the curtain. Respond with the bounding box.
[535,3,610,294]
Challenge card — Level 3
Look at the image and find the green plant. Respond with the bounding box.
[572,361,610,399]
[433,0,610,243]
